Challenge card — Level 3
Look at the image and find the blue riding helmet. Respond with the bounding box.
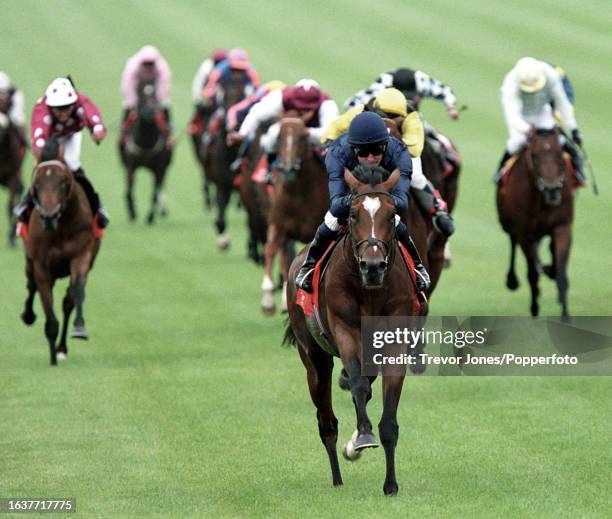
[347,112,389,145]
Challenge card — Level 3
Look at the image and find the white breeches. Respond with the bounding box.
[59,131,83,171]
[260,122,319,154]
[410,156,427,189]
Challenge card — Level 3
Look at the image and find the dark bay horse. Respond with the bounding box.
[203,70,252,250]
[20,142,101,365]
[0,111,25,246]
[286,166,423,496]
[497,128,573,319]
[119,80,172,224]
[420,136,460,292]
[238,124,271,265]
[261,117,328,314]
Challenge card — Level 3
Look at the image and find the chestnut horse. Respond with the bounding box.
[285,165,423,496]
[119,80,172,224]
[497,128,573,319]
[261,117,328,315]
[20,141,101,365]
[0,111,25,246]
[202,70,252,250]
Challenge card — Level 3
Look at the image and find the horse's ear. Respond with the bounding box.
[376,169,400,192]
[344,168,361,192]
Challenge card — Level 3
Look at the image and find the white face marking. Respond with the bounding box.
[362,196,381,250]
[46,169,52,177]
[286,128,293,152]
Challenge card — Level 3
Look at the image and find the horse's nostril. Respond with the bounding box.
[378,261,387,272]
[359,260,368,271]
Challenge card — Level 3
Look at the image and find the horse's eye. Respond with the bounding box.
[349,211,357,221]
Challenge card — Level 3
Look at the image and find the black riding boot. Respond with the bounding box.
[295,226,337,293]
[73,169,110,228]
[411,184,455,237]
[396,221,430,292]
[493,150,512,184]
[13,190,34,224]
[564,144,586,185]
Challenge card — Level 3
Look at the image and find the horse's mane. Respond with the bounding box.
[352,164,390,185]
[40,137,61,162]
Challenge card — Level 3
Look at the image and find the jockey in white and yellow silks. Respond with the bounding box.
[496,57,584,185]
[322,88,454,237]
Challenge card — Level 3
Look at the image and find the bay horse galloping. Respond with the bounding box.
[119,80,172,224]
[497,128,573,319]
[0,111,25,246]
[285,166,423,495]
[20,141,101,365]
[261,117,328,314]
[204,70,251,250]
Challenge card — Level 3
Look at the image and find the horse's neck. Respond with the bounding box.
[134,118,161,146]
[62,184,90,223]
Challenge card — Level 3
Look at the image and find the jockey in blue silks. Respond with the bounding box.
[295,111,430,293]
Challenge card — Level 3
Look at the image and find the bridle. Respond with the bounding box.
[31,160,71,229]
[525,130,566,206]
[348,190,397,276]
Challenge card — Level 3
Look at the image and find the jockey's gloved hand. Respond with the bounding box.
[571,129,582,147]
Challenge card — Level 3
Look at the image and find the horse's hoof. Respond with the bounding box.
[217,235,230,251]
[21,310,36,326]
[71,325,89,340]
[57,352,67,361]
[506,273,519,290]
[338,369,350,391]
[261,304,276,316]
[383,481,399,496]
[354,432,379,451]
[342,441,362,461]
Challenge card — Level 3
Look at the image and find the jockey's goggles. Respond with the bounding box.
[353,142,387,158]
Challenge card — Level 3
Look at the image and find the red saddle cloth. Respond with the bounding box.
[17,215,105,242]
[297,236,423,318]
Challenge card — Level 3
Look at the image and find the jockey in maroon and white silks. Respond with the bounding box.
[31,79,106,170]
[236,79,339,154]
[18,77,110,228]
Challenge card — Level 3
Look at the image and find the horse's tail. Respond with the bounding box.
[282,317,297,348]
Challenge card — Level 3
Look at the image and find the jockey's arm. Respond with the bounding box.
[238,89,283,139]
[343,72,393,110]
[78,94,107,142]
[192,59,214,104]
[202,67,224,102]
[401,112,425,157]
[30,101,51,153]
[120,57,139,109]
[549,68,577,131]
[414,70,457,113]
[324,151,351,218]
[307,100,340,144]
[10,89,26,127]
[321,104,364,144]
[390,148,412,213]
[500,74,530,135]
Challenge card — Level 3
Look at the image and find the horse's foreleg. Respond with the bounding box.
[34,266,58,366]
[69,252,93,339]
[215,184,231,250]
[379,375,405,496]
[261,224,279,315]
[553,224,572,321]
[298,345,342,487]
[520,240,540,317]
[279,241,291,313]
[147,171,163,225]
[7,176,23,247]
[126,167,136,221]
[21,258,37,325]
[506,236,519,290]
[57,287,75,357]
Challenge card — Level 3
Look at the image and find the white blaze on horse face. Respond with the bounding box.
[46,169,52,177]
[286,128,293,153]
[362,196,381,252]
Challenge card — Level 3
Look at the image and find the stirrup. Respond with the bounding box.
[296,267,315,293]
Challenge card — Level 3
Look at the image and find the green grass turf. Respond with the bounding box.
[1,1,611,517]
